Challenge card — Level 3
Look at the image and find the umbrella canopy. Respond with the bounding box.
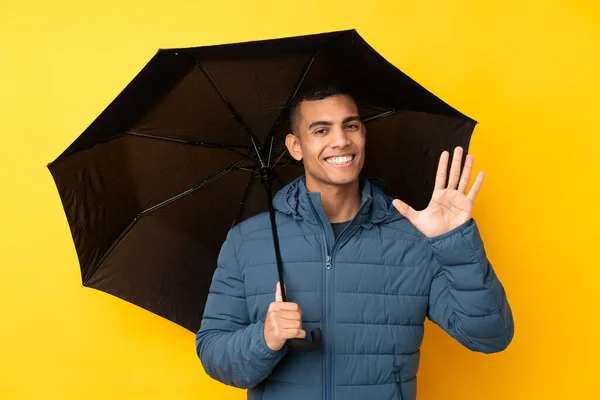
[48,29,476,334]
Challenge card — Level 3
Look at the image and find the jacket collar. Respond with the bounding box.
[272,175,401,228]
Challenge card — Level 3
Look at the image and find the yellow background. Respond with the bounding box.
[1,0,599,398]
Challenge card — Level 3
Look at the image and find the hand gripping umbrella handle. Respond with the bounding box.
[288,328,323,352]
[263,172,322,352]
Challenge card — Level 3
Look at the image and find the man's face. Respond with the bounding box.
[286,94,366,191]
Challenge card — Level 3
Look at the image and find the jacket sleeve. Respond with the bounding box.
[426,218,514,353]
[196,227,287,388]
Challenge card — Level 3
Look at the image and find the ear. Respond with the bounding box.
[285,133,303,161]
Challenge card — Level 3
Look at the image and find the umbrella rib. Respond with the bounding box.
[230,172,257,229]
[274,149,299,165]
[267,136,274,167]
[195,60,265,165]
[141,154,256,217]
[82,152,257,285]
[127,131,251,157]
[274,160,302,170]
[235,167,259,174]
[262,50,318,167]
[363,109,398,123]
[249,135,265,169]
[271,148,289,169]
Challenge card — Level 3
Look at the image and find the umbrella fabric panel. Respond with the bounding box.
[48,135,246,286]
[309,32,467,118]
[181,30,346,144]
[199,52,316,143]
[85,169,255,332]
[55,51,196,159]
[361,111,476,210]
[132,62,254,147]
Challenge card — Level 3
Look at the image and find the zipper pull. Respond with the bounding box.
[326,255,332,270]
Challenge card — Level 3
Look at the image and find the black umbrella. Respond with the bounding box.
[47,29,476,352]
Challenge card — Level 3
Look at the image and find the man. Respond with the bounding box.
[196,85,514,400]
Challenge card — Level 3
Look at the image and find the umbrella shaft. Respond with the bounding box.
[264,179,287,302]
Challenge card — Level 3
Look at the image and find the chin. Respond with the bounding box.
[327,175,361,186]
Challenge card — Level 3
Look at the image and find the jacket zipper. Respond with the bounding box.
[326,200,371,400]
[309,195,370,400]
[325,253,334,400]
[307,198,333,400]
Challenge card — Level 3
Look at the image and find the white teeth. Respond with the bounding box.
[325,155,354,164]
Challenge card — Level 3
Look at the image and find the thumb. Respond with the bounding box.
[275,282,283,302]
[392,199,416,220]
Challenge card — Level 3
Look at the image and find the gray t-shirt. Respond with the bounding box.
[331,220,352,239]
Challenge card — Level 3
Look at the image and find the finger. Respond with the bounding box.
[467,171,484,201]
[274,302,302,312]
[278,319,303,329]
[295,329,307,339]
[275,282,282,302]
[447,147,463,189]
[279,328,306,339]
[434,151,449,191]
[392,199,416,220]
[276,310,303,321]
[457,154,474,194]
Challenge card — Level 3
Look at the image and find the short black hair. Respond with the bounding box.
[287,83,352,135]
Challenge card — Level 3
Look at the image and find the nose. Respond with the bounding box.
[329,126,352,149]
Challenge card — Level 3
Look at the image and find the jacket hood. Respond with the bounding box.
[272,175,402,226]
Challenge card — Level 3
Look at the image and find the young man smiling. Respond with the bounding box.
[196,85,514,400]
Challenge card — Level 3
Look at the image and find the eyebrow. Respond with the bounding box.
[343,115,361,124]
[308,115,362,130]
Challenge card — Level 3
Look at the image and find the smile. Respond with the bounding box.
[324,155,355,165]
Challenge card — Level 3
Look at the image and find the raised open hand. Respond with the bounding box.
[392,146,484,238]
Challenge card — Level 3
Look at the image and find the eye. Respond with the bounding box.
[314,128,328,135]
[346,123,359,130]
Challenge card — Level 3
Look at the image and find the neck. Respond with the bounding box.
[306,177,362,223]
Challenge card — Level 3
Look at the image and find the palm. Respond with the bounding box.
[414,188,473,237]
[393,147,484,238]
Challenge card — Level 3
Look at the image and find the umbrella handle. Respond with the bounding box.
[262,173,322,353]
[288,328,323,352]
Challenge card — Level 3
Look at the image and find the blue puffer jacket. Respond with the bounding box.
[196,176,514,400]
